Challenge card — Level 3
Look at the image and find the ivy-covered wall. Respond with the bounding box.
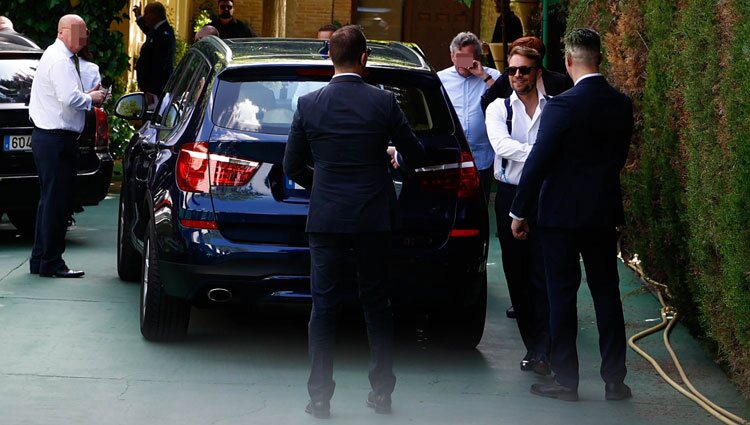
[566,0,750,396]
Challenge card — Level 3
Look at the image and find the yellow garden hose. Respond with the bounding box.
[621,253,748,425]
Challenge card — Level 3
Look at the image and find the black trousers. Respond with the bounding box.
[307,232,396,402]
[494,182,550,360]
[30,128,78,275]
[538,227,627,390]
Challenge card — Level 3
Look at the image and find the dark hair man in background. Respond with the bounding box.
[510,28,634,402]
[132,2,175,107]
[317,23,338,40]
[283,25,425,419]
[210,0,257,39]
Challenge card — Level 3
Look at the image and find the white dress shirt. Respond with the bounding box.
[485,89,548,185]
[29,38,92,133]
[79,58,101,91]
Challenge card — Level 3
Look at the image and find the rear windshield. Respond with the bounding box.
[212,76,453,136]
[0,59,36,104]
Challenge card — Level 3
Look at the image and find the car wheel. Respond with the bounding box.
[7,210,37,236]
[430,272,487,349]
[117,194,141,281]
[140,223,190,341]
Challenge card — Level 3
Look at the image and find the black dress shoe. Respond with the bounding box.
[532,360,551,376]
[366,391,392,414]
[39,268,85,278]
[305,400,330,419]
[506,306,516,319]
[530,381,579,401]
[605,382,632,400]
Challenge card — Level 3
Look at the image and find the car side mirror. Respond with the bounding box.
[114,93,147,121]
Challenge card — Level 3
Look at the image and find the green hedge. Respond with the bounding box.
[567,0,750,397]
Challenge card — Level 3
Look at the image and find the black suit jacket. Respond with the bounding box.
[481,68,572,112]
[135,18,175,95]
[283,75,426,233]
[510,75,633,229]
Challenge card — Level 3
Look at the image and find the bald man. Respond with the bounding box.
[194,24,219,42]
[29,14,105,278]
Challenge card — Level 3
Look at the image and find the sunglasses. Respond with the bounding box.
[220,5,233,10]
[507,66,535,76]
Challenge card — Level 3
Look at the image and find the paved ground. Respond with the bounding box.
[0,195,747,425]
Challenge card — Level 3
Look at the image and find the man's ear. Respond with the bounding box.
[361,52,368,67]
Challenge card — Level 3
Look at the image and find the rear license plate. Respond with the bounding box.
[3,134,32,152]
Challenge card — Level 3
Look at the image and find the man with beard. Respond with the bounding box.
[485,45,551,377]
[210,0,257,39]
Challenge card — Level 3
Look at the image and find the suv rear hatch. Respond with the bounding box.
[176,65,474,249]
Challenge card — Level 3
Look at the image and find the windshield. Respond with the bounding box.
[0,59,36,104]
[212,77,451,136]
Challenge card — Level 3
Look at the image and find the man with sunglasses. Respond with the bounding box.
[438,32,501,203]
[210,0,257,39]
[510,28,634,402]
[485,45,551,378]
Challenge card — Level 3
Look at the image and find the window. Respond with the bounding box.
[212,76,452,136]
[355,0,404,41]
[154,52,210,131]
[0,59,36,104]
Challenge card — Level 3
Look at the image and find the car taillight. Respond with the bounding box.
[93,107,109,152]
[176,142,261,193]
[416,151,480,200]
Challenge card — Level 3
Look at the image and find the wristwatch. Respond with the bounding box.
[483,74,493,82]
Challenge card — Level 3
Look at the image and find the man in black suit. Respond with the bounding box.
[510,28,634,402]
[133,2,175,106]
[481,36,572,112]
[283,25,425,418]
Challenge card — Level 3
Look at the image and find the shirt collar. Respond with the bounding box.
[54,38,75,57]
[575,73,603,85]
[509,88,548,109]
[331,73,362,80]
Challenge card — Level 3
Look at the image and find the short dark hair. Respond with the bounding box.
[318,24,338,33]
[144,2,167,20]
[508,46,541,68]
[564,28,601,66]
[218,0,233,5]
[510,36,545,59]
[329,25,367,68]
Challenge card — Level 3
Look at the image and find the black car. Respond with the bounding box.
[115,37,488,347]
[0,37,113,234]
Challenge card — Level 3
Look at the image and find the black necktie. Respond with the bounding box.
[72,54,81,77]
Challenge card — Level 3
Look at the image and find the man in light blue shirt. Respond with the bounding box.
[438,31,501,202]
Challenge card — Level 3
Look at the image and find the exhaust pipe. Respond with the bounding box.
[207,288,233,302]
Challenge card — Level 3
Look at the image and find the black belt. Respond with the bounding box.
[33,127,80,138]
[497,181,518,190]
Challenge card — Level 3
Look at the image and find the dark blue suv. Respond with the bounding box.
[114,37,488,347]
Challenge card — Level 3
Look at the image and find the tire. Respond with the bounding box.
[117,193,141,281]
[140,225,191,341]
[430,272,487,349]
[7,209,37,236]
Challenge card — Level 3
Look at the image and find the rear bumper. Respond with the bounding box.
[157,230,487,310]
[0,153,113,211]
